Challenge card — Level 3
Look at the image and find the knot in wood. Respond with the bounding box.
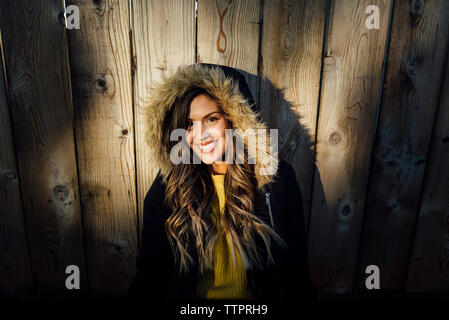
[406,60,417,77]
[341,204,351,216]
[411,0,424,16]
[410,0,424,26]
[96,71,114,98]
[93,0,106,15]
[329,132,342,145]
[4,170,17,182]
[96,76,107,92]
[53,185,69,202]
[114,239,128,252]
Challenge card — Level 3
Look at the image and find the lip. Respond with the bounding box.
[196,139,217,153]
[198,138,214,146]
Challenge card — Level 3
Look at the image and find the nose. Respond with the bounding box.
[191,120,210,143]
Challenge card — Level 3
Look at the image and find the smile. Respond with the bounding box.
[197,140,217,153]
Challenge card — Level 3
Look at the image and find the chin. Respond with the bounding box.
[204,157,222,164]
[193,152,222,164]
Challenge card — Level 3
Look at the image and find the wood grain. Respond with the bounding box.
[197,0,261,103]
[66,0,137,295]
[0,0,87,296]
[307,0,391,294]
[131,0,196,247]
[406,55,449,291]
[0,31,34,296]
[354,0,449,292]
[259,0,326,233]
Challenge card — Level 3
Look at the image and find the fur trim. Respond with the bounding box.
[141,64,279,190]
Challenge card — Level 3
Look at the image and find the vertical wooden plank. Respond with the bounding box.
[0,1,87,295]
[307,0,391,293]
[132,0,195,245]
[355,0,449,292]
[259,0,326,231]
[406,57,449,291]
[197,0,261,103]
[66,0,137,295]
[0,31,34,297]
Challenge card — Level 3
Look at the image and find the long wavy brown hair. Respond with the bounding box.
[162,87,285,275]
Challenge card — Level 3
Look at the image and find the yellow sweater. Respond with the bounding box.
[196,173,254,299]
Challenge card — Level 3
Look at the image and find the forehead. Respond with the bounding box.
[188,94,221,119]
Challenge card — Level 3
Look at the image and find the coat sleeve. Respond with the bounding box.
[281,162,317,300]
[127,172,173,299]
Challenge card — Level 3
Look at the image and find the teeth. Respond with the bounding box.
[199,141,216,152]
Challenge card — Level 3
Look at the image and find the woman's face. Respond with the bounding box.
[186,94,228,166]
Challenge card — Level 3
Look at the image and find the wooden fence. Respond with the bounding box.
[0,0,448,298]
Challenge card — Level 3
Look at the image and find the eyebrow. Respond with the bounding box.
[188,111,222,121]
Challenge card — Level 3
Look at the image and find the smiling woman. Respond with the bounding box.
[128,63,315,301]
[186,92,229,174]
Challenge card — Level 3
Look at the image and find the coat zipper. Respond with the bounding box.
[248,192,274,299]
[265,192,275,231]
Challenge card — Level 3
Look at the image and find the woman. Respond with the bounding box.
[128,63,315,301]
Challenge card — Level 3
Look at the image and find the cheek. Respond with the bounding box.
[209,124,226,146]
[186,131,201,156]
[216,124,228,155]
[216,120,227,139]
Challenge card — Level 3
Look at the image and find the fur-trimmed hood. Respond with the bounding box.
[142,63,278,190]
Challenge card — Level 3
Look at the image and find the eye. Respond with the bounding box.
[208,117,218,123]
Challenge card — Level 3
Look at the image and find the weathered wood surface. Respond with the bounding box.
[0,0,86,295]
[66,0,137,295]
[197,0,261,104]
[132,0,196,245]
[0,32,34,296]
[307,0,392,293]
[355,0,449,292]
[259,0,327,232]
[406,38,449,291]
[1,0,449,297]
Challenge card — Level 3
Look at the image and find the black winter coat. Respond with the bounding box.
[128,159,316,301]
